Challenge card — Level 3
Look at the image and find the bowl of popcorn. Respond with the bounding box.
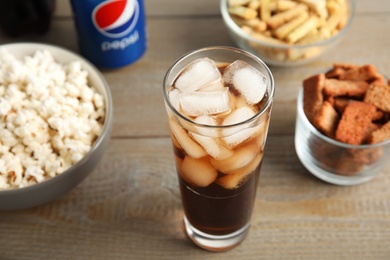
[0,43,113,210]
[295,63,390,185]
[221,0,355,66]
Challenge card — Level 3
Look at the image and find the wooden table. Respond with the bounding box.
[1,1,390,259]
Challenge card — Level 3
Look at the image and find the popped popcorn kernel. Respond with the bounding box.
[0,49,106,190]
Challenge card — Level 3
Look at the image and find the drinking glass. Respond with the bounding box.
[163,46,274,251]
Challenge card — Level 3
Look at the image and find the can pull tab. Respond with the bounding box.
[0,0,55,37]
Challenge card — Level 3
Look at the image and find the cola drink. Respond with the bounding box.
[70,0,147,68]
[163,47,274,251]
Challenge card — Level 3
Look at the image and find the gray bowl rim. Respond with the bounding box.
[0,42,113,195]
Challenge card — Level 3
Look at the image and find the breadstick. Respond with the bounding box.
[277,0,297,11]
[327,0,344,15]
[298,0,328,19]
[248,0,260,10]
[266,3,308,29]
[228,0,252,7]
[273,12,309,40]
[323,12,342,34]
[242,25,287,45]
[229,6,258,20]
[246,18,267,32]
[297,28,325,45]
[260,0,271,21]
[286,15,318,43]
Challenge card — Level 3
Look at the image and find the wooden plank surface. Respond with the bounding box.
[1,0,390,259]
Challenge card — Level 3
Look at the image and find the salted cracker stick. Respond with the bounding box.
[267,3,308,29]
[228,0,252,7]
[327,0,346,15]
[286,15,318,43]
[274,12,309,40]
[269,1,278,12]
[246,18,267,32]
[260,0,271,22]
[298,0,328,19]
[241,26,287,45]
[287,45,322,60]
[322,12,342,34]
[286,48,306,60]
[263,30,272,37]
[318,26,332,40]
[229,6,258,20]
[296,28,324,45]
[277,0,297,11]
[248,0,260,10]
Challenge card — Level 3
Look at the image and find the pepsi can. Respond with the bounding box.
[70,0,147,68]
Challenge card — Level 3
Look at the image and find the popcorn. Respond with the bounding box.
[0,98,11,116]
[0,176,8,189]
[0,49,105,190]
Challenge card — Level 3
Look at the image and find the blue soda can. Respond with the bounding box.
[70,0,147,68]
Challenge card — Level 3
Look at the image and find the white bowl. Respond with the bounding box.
[0,43,113,210]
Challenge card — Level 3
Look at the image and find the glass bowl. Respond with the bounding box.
[220,0,355,67]
[295,88,390,185]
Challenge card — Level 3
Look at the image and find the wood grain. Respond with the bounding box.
[1,0,390,259]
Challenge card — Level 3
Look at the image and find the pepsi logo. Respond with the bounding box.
[92,0,139,38]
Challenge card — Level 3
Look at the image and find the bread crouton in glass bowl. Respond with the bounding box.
[295,64,390,185]
[220,0,355,67]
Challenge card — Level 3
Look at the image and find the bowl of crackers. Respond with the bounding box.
[295,63,390,185]
[221,0,355,66]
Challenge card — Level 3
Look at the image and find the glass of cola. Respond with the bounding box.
[163,46,274,251]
